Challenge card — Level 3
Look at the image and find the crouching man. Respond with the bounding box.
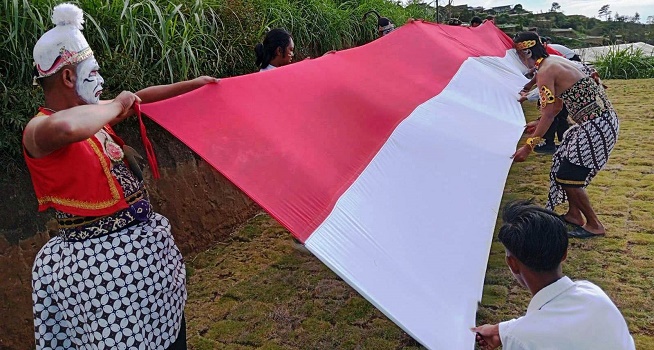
[472,200,635,350]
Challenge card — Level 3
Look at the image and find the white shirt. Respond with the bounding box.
[260,64,276,72]
[499,276,635,350]
[549,44,576,60]
[526,87,539,102]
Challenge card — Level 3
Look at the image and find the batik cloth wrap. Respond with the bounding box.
[32,159,186,349]
[547,76,619,209]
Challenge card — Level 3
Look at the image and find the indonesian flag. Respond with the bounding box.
[142,21,527,349]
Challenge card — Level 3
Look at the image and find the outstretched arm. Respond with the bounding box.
[135,76,219,104]
[471,324,502,350]
[24,91,140,158]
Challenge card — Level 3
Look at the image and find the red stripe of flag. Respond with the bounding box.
[141,22,514,241]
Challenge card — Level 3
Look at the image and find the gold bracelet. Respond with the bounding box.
[525,137,545,150]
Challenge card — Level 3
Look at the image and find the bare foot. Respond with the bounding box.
[561,213,585,227]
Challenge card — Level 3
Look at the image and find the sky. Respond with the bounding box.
[403,0,654,22]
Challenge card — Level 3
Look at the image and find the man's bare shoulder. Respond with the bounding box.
[23,115,50,158]
[540,56,566,74]
[23,115,47,138]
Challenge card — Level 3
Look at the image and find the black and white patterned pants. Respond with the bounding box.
[547,111,619,209]
[32,213,187,349]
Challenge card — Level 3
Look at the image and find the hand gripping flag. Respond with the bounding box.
[142,21,528,349]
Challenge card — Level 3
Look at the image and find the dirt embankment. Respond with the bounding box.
[0,120,259,349]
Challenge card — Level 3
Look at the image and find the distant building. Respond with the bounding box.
[581,36,606,45]
[510,4,531,14]
[550,28,576,38]
[534,19,553,28]
[497,23,522,36]
[509,13,532,18]
[491,5,512,13]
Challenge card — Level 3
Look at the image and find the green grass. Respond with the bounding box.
[185,213,423,349]
[185,80,654,349]
[479,78,654,346]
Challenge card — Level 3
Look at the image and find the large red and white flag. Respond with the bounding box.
[142,21,528,349]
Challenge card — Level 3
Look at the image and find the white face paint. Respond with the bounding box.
[75,57,104,104]
[518,49,533,69]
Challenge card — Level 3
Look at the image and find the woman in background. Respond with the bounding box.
[255,28,294,72]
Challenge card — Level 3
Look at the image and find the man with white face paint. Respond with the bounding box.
[24,3,217,349]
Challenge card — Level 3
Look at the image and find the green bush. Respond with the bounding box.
[0,0,434,174]
[593,45,654,79]
[0,85,42,173]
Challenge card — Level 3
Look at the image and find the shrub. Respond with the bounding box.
[0,85,42,174]
[593,45,654,79]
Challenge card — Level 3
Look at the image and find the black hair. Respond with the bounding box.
[254,28,292,69]
[363,10,391,27]
[470,16,482,25]
[32,65,44,87]
[497,199,568,272]
[514,31,549,60]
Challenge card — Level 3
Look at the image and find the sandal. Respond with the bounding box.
[568,226,605,239]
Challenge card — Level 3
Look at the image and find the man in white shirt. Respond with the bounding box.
[472,200,635,350]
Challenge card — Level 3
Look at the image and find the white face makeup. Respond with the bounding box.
[75,57,104,104]
[518,49,533,69]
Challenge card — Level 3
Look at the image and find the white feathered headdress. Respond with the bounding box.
[33,3,93,80]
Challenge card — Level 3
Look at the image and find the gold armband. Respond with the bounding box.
[539,85,556,109]
[525,137,545,150]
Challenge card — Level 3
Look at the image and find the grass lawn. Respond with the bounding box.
[184,79,654,349]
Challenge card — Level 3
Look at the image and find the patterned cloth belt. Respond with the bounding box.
[58,188,152,241]
[570,103,610,124]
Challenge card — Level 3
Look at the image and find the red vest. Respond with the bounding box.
[24,109,129,216]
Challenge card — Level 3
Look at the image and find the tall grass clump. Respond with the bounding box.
[0,0,49,85]
[593,46,654,79]
[0,0,434,174]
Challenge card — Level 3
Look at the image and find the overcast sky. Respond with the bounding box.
[404,0,654,21]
